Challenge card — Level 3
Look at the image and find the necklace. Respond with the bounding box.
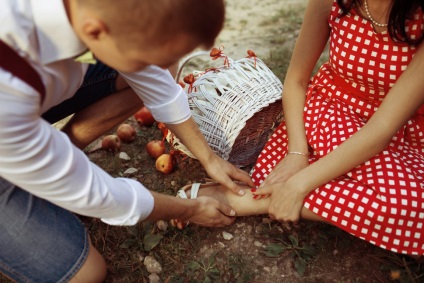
[363,0,388,27]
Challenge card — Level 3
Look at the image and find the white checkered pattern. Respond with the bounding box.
[251,1,424,255]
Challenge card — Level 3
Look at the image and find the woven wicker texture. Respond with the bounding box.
[167,49,283,167]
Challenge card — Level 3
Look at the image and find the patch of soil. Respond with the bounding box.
[84,117,422,283]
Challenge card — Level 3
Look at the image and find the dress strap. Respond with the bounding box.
[0,40,45,105]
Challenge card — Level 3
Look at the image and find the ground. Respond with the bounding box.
[84,121,423,283]
[1,1,423,283]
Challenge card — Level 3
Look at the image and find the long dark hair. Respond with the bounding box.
[336,0,424,45]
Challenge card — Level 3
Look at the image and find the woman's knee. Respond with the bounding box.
[300,207,327,222]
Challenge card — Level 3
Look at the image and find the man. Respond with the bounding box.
[0,0,254,281]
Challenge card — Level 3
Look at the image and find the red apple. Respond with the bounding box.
[134,106,155,126]
[155,153,175,174]
[146,140,166,159]
[116,123,136,143]
[101,135,122,152]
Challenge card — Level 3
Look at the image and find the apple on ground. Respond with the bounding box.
[155,153,175,174]
[134,106,155,126]
[116,123,136,143]
[101,135,122,152]
[146,140,166,159]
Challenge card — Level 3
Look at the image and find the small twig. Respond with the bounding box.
[403,257,417,283]
[101,224,109,253]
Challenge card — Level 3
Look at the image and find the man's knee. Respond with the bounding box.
[69,241,107,283]
[0,184,99,282]
[115,74,130,91]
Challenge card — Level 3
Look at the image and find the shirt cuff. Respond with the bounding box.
[101,178,154,226]
[146,86,191,124]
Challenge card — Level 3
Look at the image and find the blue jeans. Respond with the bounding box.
[42,61,118,124]
[0,180,89,282]
[0,62,117,282]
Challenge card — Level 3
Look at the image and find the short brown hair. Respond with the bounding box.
[79,0,225,48]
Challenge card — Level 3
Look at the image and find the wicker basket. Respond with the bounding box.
[167,49,283,167]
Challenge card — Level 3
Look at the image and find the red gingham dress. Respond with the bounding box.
[251,1,424,255]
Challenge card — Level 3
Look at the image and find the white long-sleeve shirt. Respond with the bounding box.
[0,0,191,225]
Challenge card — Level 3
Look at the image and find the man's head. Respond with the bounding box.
[67,0,225,72]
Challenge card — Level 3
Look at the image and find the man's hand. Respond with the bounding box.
[202,154,255,196]
[165,118,255,196]
[187,196,236,227]
[146,191,236,227]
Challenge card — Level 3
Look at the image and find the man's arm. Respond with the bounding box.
[145,191,236,227]
[121,65,255,194]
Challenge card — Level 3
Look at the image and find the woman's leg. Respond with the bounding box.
[183,183,326,221]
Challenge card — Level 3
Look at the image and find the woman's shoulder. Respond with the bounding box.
[328,0,344,22]
[308,0,336,21]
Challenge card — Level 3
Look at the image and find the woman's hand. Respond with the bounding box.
[261,154,309,187]
[202,154,255,196]
[254,153,309,201]
[253,178,308,223]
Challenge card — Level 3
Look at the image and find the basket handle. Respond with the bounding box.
[175,50,212,83]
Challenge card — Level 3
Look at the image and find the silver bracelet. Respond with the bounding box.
[287,151,309,157]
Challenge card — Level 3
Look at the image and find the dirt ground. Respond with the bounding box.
[84,120,423,283]
[215,0,302,59]
[1,0,423,283]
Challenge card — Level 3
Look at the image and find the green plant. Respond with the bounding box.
[228,254,254,283]
[263,234,317,276]
[117,222,165,253]
[185,254,221,283]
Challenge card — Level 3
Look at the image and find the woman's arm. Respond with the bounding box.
[292,43,424,196]
[283,0,332,154]
[262,0,333,186]
[257,43,424,222]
